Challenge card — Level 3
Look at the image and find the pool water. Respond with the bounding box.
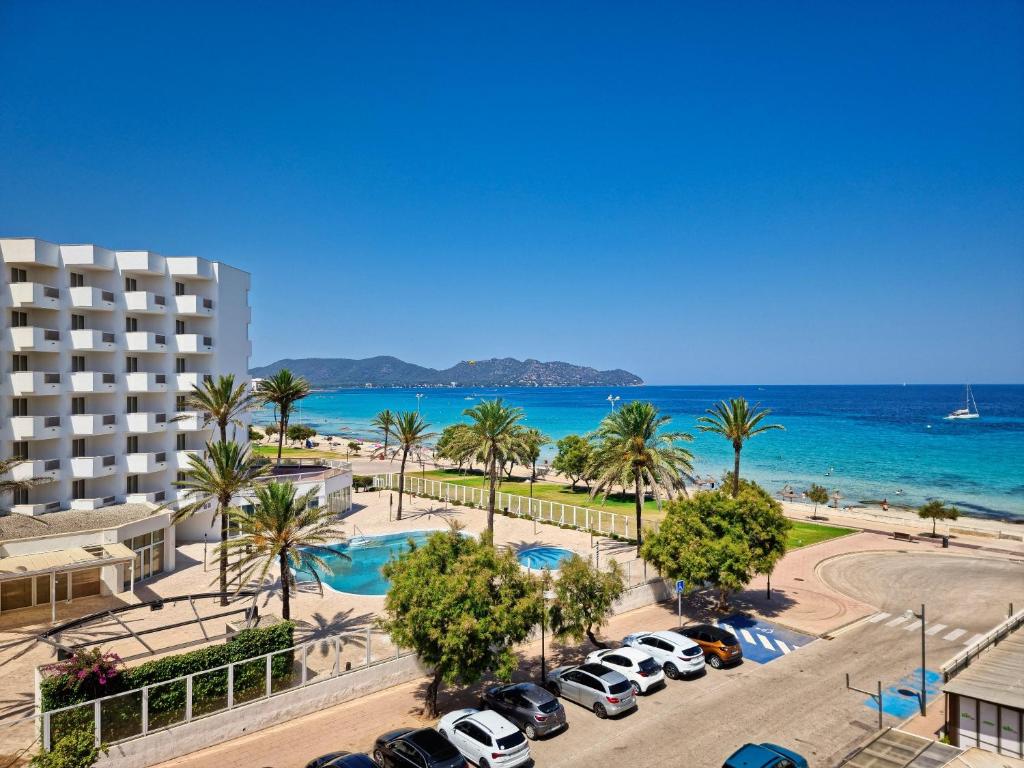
[296,530,439,595]
[516,546,574,570]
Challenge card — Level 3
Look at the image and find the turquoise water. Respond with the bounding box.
[517,546,574,570]
[259,385,1024,521]
[297,530,439,595]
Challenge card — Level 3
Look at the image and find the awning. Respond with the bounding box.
[0,543,136,582]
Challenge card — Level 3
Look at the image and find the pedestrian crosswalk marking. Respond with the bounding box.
[740,628,755,644]
[886,616,909,627]
[943,628,966,642]
[964,633,985,647]
[757,634,774,650]
[777,641,791,654]
[868,612,891,623]
[904,619,923,631]
[925,624,947,636]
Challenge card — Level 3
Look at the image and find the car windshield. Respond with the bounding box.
[680,645,703,657]
[638,658,661,674]
[607,680,631,695]
[719,633,739,645]
[496,732,526,750]
[409,730,458,759]
[537,699,560,714]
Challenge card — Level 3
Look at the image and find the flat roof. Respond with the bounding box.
[943,631,1024,710]
[0,542,136,581]
[0,504,163,543]
[839,728,962,768]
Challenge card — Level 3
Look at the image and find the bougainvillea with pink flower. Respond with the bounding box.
[43,648,124,697]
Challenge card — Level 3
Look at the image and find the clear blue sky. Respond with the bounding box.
[2,2,1022,384]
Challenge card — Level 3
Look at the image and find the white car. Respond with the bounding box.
[622,631,706,679]
[585,647,665,695]
[437,708,531,768]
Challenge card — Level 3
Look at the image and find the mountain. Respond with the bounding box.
[249,356,643,388]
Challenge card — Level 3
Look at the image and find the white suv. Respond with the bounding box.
[622,631,706,679]
[437,708,531,768]
[586,646,666,695]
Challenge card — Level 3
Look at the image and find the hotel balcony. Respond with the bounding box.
[174,333,213,354]
[9,371,62,396]
[60,244,115,271]
[9,326,61,352]
[70,494,118,511]
[173,294,214,317]
[69,286,116,311]
[70,329,117,352]
[70,413,117,436]
[126,451,168,474]
[124,290,168,314]
[174,372,213,392]
[125,331,168,353]
[9,282,60,309]
[175,449,201,467]
[9,415,62,441]
[117,250,165,275]
[125,371,168,393]
[172,411,208,432]
[9,500,62,516]
[70,455,118,479]
[9,458,61,483]
[0,239,59,267]
[125,411,168,432]
[166,256,214,280]
[125,489,169,505]
[70,371,116,393]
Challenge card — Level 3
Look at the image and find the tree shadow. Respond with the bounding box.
[648,586,798,623]
[0,690,36,719]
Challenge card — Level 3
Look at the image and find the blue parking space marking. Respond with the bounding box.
[867,668,942,719]
[717,614,816,664]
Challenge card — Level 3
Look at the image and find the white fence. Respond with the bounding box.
[373,473,658,541]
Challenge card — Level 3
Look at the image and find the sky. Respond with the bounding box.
[1,1,1022,385]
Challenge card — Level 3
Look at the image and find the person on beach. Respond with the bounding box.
[881,498,889,511]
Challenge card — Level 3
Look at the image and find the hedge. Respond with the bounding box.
[42,622,295,746]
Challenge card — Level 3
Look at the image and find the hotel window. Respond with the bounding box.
[175,358,186,373]
[176,434,187,450]
[175,282,186,296]
[71,355,86,372]
[12,398,28,417]
[126,396,138,414]
[72,439,86,458]
[71,397,85,415]
[11,311,27,328]
[69,272,85,288]
[125,317,138,332]
[71,314,86,330]
[126,436,139,453]
[126,475,139,494]
[72,480,85,499]
[125,277,137,292]
[175,320,186,334]
[12,488,29,506]
[175,395,186,412]
[176,471,187,483]
[126,356,138,373]
[10,267,27,283]
[12,355,28,372]
[12,442,29,460]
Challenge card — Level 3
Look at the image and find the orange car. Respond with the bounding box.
[673,624,743,668]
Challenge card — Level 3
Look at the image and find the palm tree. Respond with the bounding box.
[697,397,784,498]
[174,373,258,443]
[388,411,435,521]
[460,399,526,538]
[521,427,550,497]
[173,441,269,604]
[371,409,397,460]
[219,481,348,620]
[0,456,41,497]
[590,401,694,554]
[258,369,311,466]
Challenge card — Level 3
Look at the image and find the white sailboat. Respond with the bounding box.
[945,384,980,420]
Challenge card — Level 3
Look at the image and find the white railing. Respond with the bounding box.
[941,607,1024,682]
[35,628,407,752]
[373,473,655,541]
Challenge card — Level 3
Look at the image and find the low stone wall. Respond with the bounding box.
[612,577,674,615]
[100,653,425,768]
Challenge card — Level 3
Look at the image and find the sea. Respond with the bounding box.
[253,384,1024,522]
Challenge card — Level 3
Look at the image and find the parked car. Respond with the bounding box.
[723,743,808,768]
[545,662,637,718]
[585,647,665,695]
[479,681,567,739]
[672,623,743,668]
[437,708,532,768]
[622,631,705,679]
[372,728,467,768]
[307,754,376,768]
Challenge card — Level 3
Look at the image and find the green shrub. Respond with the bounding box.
[352,475,374,491]
[30,728,106,768]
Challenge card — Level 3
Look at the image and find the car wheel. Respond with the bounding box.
[631,681,641,696]
[546,682,560,697]
[478,697,487,710]
[524,723,537,740]
[593,702,608,719]
[708,654,723,669]
[438,729,447,740]
[480,760,489,768]
[664,663,679,680]
[372,749,384,766]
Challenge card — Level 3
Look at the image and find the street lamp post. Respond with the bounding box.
[539,588,556,683]
[415,393,424,414]
[903,604,928,715]
[606,394,620,411]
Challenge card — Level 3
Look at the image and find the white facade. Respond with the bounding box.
[0,237,252,516]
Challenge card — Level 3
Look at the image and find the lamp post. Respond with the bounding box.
[415,393,424,414]
[606,394,620,411]
[903,604,928,715]
[539,588,556,683]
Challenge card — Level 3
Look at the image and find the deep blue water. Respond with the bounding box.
[258,385,1024,521]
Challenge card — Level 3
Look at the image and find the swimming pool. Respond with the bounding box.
[297,530,440,596]
[516,546,574,571]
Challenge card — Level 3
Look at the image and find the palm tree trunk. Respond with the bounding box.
[279,549,291,620]
[397,447,408,520]
[634,473,643,555]
[732,442,741,497]
[219,501,229,606]
[276,406,287,466]
[487,452,497,538]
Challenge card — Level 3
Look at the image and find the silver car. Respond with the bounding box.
[545,662,637,719]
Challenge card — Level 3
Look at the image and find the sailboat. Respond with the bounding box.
[945,385,980,420]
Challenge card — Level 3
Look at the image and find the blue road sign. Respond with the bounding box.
[676,580,686,594]
[718,614,815,664]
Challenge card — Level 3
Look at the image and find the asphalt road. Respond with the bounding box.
[523,552,1024,768]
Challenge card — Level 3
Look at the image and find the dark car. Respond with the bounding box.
[479,681,568,740]
[373,728,467,768]
[306,753,376,768]
[673,624,743,668]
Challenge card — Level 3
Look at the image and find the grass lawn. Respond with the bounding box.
[787,520,855,549]
[252,445,354,460]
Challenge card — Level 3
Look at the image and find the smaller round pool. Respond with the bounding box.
[517,546,574,571]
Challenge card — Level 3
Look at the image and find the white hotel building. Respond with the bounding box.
[0,237,252,617]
